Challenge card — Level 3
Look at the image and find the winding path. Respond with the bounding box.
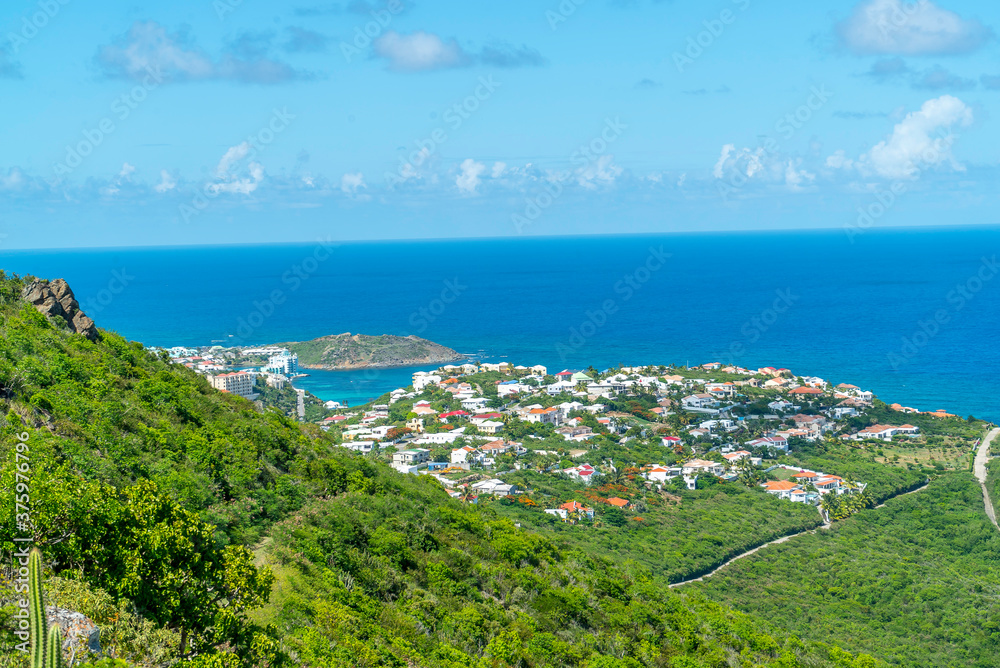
[668,432,1000,588]
[669,481,930,589]
[973,427,1000,531]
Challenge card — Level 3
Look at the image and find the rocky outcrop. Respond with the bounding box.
[22,278,98,341]
[47,605,102,658]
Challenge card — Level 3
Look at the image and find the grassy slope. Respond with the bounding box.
[692,474,1000,667]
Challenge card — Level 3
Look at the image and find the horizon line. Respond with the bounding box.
[2,221,998,253]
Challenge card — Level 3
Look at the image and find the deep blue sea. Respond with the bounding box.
[3,228,998,421]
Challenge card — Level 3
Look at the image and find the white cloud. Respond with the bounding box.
[676,173,686,187]
[208,162,263,195]
[154,170,177,193]
[491,161,507,178]
[576,154,622,189]
[373,31,469,72]
[340,172,370,200]
[825,149,855,170]
[101,162,136,196]
[456,158,486,194]
[836,0,992,55]
[713,144,735,179]
[712,144,767,180]
[97,21,301,84]
[215,142,251,178]
[208,142,263,195]
[784,160,815,191]
[0,167,25,191]
[859,94,972,179]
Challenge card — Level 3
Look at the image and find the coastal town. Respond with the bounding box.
[156,344,977,524]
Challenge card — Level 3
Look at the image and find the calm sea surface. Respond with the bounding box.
[3,228,998,420]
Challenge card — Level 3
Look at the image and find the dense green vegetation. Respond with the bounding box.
[0,272,886,666]
[692,474,1000,667]
[257,459,881,668]
[493,470,824,583]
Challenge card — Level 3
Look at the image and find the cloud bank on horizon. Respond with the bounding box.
[1,0,999,247]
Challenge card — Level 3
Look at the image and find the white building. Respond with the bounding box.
[210,371,257,399]
[471,479,517,497]
[264,350,298,376]
[392,448,430,472]
[413,372,442,391]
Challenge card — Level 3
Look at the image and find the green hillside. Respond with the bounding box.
[0,272,881,667]
[693,474,1000,666]
[277,332,463,369]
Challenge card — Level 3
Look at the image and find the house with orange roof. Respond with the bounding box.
[605,497,630,508]
[788,386,823,396]
[645,465,676,483]
[524,406,562,425]
[722,450,753,464]
[559,500,595,519]
[761,480,802,500]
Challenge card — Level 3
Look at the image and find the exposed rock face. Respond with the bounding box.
[47,605,102,658]
[22,278,99,341]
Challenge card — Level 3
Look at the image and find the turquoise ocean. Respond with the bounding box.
[3,227,998,421]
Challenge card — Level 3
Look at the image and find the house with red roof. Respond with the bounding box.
[562,463,598,484]
[438,410,469,423]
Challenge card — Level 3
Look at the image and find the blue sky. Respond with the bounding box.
[1,0,999,248]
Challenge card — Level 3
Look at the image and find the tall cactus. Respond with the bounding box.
[45,625,66,668]
[28,549,45,667]
[27,549,67,668]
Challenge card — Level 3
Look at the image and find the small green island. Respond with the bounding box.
[274,332,465,369]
